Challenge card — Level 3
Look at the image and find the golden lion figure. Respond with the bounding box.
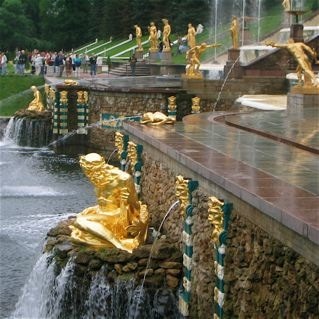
[70,153,149,253]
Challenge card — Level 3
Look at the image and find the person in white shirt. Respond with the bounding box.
[1,52,8,75]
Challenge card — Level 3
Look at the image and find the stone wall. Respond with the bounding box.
[139,149,319,319]
[45,218,183,318]
[182,77,288,111]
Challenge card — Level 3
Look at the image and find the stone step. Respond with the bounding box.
[109,63,151,77]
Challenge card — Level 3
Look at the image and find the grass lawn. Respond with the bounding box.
[0,65,45,116]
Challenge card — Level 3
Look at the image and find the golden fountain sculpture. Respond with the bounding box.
[140,111,175,125]
[185,42,221,79]
[265,39,319,91]
[70,153,149,253]
[27,86,45,112]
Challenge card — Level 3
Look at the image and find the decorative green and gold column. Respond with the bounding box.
[191,96,201,114]
[168,96,177,121]
[177,175,199,317]
[59,91,69,135]
[76,91,89,128]
[127,141,143,196]
[208,197,232,319]
[114,131,129,171]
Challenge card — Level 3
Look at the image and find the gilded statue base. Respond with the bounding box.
[182,73,203,80]
[291,85,319,95]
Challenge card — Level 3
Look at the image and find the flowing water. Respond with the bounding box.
[1,120,181,318]
[0,127,95,318]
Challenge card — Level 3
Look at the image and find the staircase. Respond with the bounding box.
[109,62,151,77]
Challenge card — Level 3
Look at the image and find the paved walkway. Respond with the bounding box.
[124,106,319,247]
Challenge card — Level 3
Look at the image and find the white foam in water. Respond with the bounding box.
[10,253,56,319]
[0,185,67,197]
[11,255,75,319]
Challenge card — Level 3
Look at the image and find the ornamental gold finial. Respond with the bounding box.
[115,131,124,156]
[60,91,68,104]
[77,91,86,104]
[191,96,201,113]
[208,196,224,244]
[127,141,138,168]
[175,175,190,215]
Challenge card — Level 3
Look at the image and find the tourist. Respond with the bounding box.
[129,53,137,76]
[1,51,8,75]
[186,23,196,49]
[162,18,171,52]
[74,54,81,77]
[17,50,27,74]
[230,16,239,49]
[57,52,65,77]
[89,55,97,76]
[107,55,111,73]
[65,55,73,77]
[35,53,44,75]
[81,53,89,73]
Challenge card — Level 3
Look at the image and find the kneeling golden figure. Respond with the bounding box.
[70,153,149,253]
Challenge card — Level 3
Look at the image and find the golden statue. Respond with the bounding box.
[186,23,196,49]
[185,42,221,79]
[191,96,201,113]
[168,96,176,111]
[282,0,291,11]
[140,111,175,125]
[134,24,143,52]
[162,18,171,52]
[207,196,224,244]
[27,86,44,112]
[148,21,158,52]
[175,175,190,215]
[70,153,149,253]
[265,39,318,87]
[230,16,239,49]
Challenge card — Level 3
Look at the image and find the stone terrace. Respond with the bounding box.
[123,107,319,266]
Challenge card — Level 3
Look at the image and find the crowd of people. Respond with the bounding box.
[0,49,102,77]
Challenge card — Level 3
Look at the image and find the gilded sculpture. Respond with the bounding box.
[115,131,125,156]
[27,86,45,112]
[168,96,176,112]
[191,96,201,113]
[148,22,158,52]
[185,42,221,79]
[282,0,291,11]
[175,175,190,215]
[265,38,318,88]
[162,18,171,52]
[207,196,224,245]
[230,16,239,49]
[186,23,196,49]
[70,153,149,253]
[140,111,175,125]
[134,24,143,52]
